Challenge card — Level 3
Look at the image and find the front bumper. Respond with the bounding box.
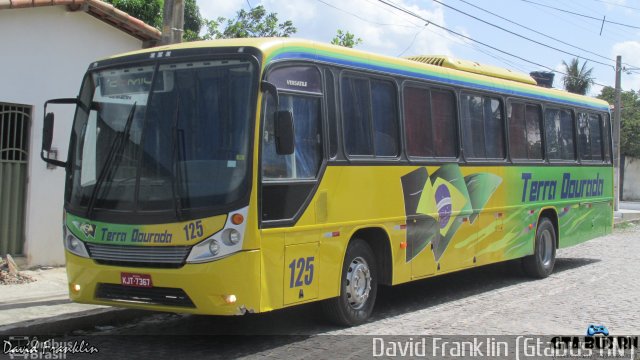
[65,249,262,316]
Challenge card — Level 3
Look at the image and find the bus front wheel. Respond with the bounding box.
[522,217,556,278]
[321,239,378,326]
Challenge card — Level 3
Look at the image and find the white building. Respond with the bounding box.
[0,0,160,266]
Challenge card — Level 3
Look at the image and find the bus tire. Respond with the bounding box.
[321,239,378,326]
[522,217,556,278]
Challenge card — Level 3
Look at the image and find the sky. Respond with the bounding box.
[196,0,640,96]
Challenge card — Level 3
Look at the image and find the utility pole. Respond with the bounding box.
[161,0,185,45]
[614,55,622,211]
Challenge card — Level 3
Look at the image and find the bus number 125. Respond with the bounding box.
[289,257,315,288]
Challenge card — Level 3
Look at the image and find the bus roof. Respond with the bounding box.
[105,38,610,112]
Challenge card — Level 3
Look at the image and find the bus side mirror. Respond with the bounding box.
[41,97,78,168]
[275,110,295,155]
[42,112,54,152]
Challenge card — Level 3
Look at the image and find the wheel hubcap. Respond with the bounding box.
[345,256,372,310]
[538,229,553,267]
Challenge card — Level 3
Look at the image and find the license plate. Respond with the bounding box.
[120,272,153,288]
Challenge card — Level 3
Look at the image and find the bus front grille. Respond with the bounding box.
[95,283,195,308]
[86,243,191,268]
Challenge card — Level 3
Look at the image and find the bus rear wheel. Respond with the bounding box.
[522,217,556,278]
[321,239,378,326]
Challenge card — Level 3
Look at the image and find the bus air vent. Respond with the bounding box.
[405,55,537,85]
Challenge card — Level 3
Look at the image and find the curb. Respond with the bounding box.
[0,308,153,336]
[614,218,640,228]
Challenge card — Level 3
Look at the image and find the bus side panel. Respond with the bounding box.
[554,167,613,249]
[312,166,410,291]
[260,230,285,312]
[475,166,537,265]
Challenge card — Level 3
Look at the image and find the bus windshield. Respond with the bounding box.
[68,59,256,220]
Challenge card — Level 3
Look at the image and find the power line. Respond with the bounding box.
[456,0,640,72]
[433,0,615,69]
[521,0,640,29]
[376,0,611,88]
[361,0,424,27]
[361,0,537,72]
[397,24,429,56]
[315,0,419,28]
[454,0,613,63]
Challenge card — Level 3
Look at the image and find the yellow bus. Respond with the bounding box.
[41,38,613,326]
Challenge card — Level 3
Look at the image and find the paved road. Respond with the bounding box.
[34,224,640,358]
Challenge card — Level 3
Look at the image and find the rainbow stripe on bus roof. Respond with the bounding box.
[262,40,610,112]
[103,37,609,112]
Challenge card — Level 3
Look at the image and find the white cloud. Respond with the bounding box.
[198,0,245,20]
[612,41,640,91]
[196,0,455,58]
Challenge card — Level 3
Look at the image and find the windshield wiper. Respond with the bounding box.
[86,102,137,219]
[171,96,184,221]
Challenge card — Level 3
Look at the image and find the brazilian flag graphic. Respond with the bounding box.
[401,164,501,262]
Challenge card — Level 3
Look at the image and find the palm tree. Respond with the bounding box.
[562,58,594,95]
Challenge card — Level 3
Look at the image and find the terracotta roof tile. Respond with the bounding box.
[1,0,161,44]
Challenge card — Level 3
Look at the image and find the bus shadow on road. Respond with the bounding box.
[371,257,601,322]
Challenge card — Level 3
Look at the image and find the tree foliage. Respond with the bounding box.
[598,86,640,158]
[562,58,594,95]
[104,0,203,40]
[204,5,296,39]
[331,30,362,48]
[105,0,163,28]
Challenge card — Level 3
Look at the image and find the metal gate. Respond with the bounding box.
[0,103,30,256]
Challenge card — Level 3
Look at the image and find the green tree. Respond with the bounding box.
[105,0,163,28]
[203,5,296,39]
[562,58,594,95]
[331,30,362,48]
[598,86,640,158]
[105,0,203,40]
[182,0,204,41]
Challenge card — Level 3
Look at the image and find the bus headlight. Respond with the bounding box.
[222,229,240,245]
[186,207,248,263]
[209,239,221,256]
[64,228,90,258]
[186,236,233,263]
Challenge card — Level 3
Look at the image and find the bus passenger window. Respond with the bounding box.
[371,80,399,156]
[342,77,373,155]
[603,114,612,163]
[545,108,575,161]
[325,70,338,158]
[588,113,604,161]
[341,76,399,157]
[508,102,542,160]
[578,112,605,161]
[460,93,505,159]
[404,87,457,158]
[404,86,432,157]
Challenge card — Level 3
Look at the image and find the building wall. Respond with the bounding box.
[0,6,144,265]
[623,157,640,201]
